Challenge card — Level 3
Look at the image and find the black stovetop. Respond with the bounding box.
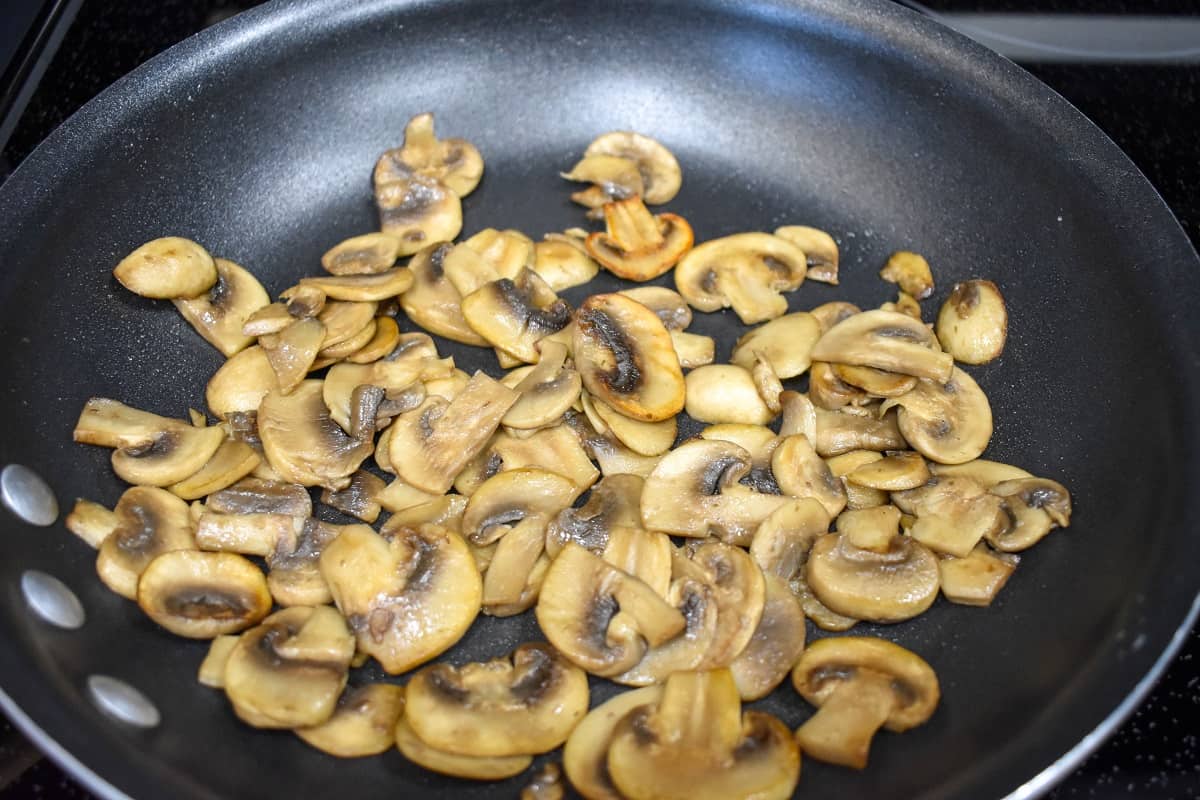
[1,1,1197,798]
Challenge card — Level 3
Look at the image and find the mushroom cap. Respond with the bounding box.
[257,380,373,489]
[936,279,1008,364]
[806,531,940,623]
[584,131,682,204]
[374,112,484,198]
[574,293,684,422]
[546,473,644,558]
[731,311,822,379]
[404,642,589,757]
[136,550,271,638]
[674,233,808,325]
[172,258,270,356]
[563,684,664,800]
[395,715,533,780]
[114,236,217,299]
[461,268,572,363]
[810,309,953,382]
[684,365,775,426]
[319,523,480,674]
[206,345,281,419]
[399,243,490,346]
[295,683,405,758]
[585,197,693,282]
[96,487,196,600]
[775,225,839,285]
[729,575,807,701]
[111,422,226,487]
[883,366,993,465]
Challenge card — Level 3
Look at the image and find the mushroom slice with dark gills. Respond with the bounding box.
[674,233,808,324]
[374,173,462,257]
[400,242,490,345]
[536,544,686,677]
[879,250,935,300]
[374,112,484,198]
[461,268,573,363]
[562,154,645,209]
[892,475,1008,558]
[880,366,992,465]
[323,343,449,432]
[563,685,665,800]
[137,550,271,638]
[319,523,480,674]
[792,637,939,769]
[387,372,519,494]
[258,317,326,393]
[774,225,839,285]
[731,311,823,379]
[771,434,847,519]
[500,341,581,430]
[986,477,1073,552]
[546,473,644,558]
[810,309,952,382]
[266,518,347,607]
[95,487,196,600]
[294,683,405,758]
[568,131,682,210]
[641,439,789,545]
[606,668,801,800]
[320,470,386,523]
[404,642,588,757]
[223,605,355,729]
[936,279,1008,364]
[809,361,869,410]
[257,380,373,490]
[584,196,694,281]
[207,476,312,516]
[574,293,684,422]
[697,423,780,492]
[172,258,271,356]
[113,236,218,299]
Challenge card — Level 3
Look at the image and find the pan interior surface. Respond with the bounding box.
[0,1,1197,799]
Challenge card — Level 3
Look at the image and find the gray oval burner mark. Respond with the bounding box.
[1,464,59,526]
[20,571,85,629]
[87,675,160,729]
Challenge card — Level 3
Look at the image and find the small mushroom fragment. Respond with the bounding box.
[524,756,565,799]
[882,366,992,464]
[792,637,939,769]
[321,470,386,523]
[585,196,694,281]
[750,355,783,414]
[319,523,480,674]
[810,309,952,382]
[825,451,889,510]
[536,544,686,676]
[223,605,355,729]
[295,683,406,758]
[936,279,1008,364]
[566,413,664,479]
[987,477,1073,552]
[771,434,847,519]
[775,225,839,285]
[242,302,298,336]
[938,544,1020,606]
[618,286,693,331]
[399,242,489,345]
[404,643,589,757]
[728,575,806,701]
[602,526,673,598]
[137,550,271,638]
[684,365,774,425]
[810,301,861,333]
[323,338,447,432]
[257,380,373,489]
[395,714,534,780]
[374,112,484,198]
[198,635,238,688]
[297,267,414,303]
[675,233,808,325]
[168,438,261,500]
[881,290,922,320]
[113,236,218,299]
[321,233,401,276]
[580,131,682,205]
[265,518,344,607]
[586,394,676,457]
[454,425,598,498]
[172,258,270,356]
[833,364,918,398]
[500,341,581,429]
[546,473,644,558]
[731,312,822,379]
[284,284,327,319]
[668,330,715,368]
[574,293,684,422]
[533,234,600,291]
[96,487,196,599]
[846,451,930,491]
[65,498,119,549]
[606,668,801,800]
[462,269,572,363]
[563,685,664,800]
[879,250,935,300]
[258,317,325,393]
[374,174,462,256]
[206,346,280,418]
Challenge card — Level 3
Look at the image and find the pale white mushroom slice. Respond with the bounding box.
[259,317,325,393]
[731,311,822,378]
[618,286,693,330]
[373,112,484,198]
[668,330,715,368]
[675,233,808,324]
[810,301,861,333]
[297,267,414,303]
[881,366,993,465]
[453,424,598,498]
[930,459,1032,488]
[113,236,217,299]
[936,279,1008,364]
[684,364,774,425]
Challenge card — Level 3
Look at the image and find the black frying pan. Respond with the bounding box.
[0,1,1198,798]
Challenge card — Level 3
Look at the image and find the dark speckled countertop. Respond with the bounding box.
[1,1,1198,798]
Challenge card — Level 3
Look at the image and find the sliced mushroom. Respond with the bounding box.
[618,286,693,330]
[881,366,992,464]
[568,416,665,479]
[242,302,298,336]
[137,550,270,638]
[668,330,715,368]
[792,637,939,768]
[810,309,952,382]
[500,341,581,429]
[780,392,907,458]
[292,683,405,758]
[611,572,720,686]
[295,267,414,303]
[606,668,801,800]
[257,380,372,489]
[404,642,588,757]
[810,301,861,333]
[563,154,645,208]
[670,543,765,668]
[381,494,468,535]
[986,477,1073,552]
[172,258,270,356]
[111,423,226,487]
[775,225,839,285]
[464,227,535,278]
[453,424,598,498]
[771,434,847,519]
[462,269,572,363]
[729,575,807,701]
[321,233,401,276]
[938,544,1019,606]
[374,112,484,198]
[581,131,682,204]
[323,347,447,433]
[264,518,343,607]
[936,279,1008,364]
[881,290,922,320]
[114,236,217,299]
[546,473,644,558]
[585,197,693,281]
[320,523,479,673]
[930,458,1032,488]
[223,605,354,728]
[879,250,934,300]
[206,346,281,418]
[168,439,261,501]
[533,234,600,291]
[65,498,119,549]
[399,242,489,345]
[374,174,461,256]
[208,477,312,515]
[824,451,889,510]
[806,528,940,623]
[347,316,402,363]
[96,487,196,599]
[195,508,303,556]
[836,505,904,553]
[833,364,918,398]
[684,364,774,425]
[731,311,822,379]
[574,293,684,422]
[258,317,325,393]
[586,394,676,456]
[197,635,238,688]
[809,362,869,409]
[751,354,784,414]
[846,450,930,491]
[316,300,378,352]
[602,526,673,598]
[396,714,534,780]
[563,685,664,800]
[674,233,807,324]
[321,470,385,523]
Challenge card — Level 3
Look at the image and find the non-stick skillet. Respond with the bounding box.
[0,0,1197,798]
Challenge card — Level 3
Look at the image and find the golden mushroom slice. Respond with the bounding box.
[454,425,598,498]
[586,394,676,456]
[464,227,535,278]
[223,605,355,729]
[395,714,533,780]
[266,518,345,607]
[881,290,923,320]
[546,473,644,558]
[322,346,447,432]
[684,365,775,425]
[585,196,693,281]
[826,450,890,510]
[891,475,1008,557]
[347,316,402,363]
[602,526,673,598]
[297,267,414,303]
[669,330,715,368]
[533,233,600,291]
[500,341,581,429]
[731,311,822,379]
[879,250,935,300]
[320,523,480,673]
[810,309,952,382]
[583,131,682,204]
[775,225,839,285]
[562,154,645,208]
[207,476,312,515]
[399,243,488,345]
[111,422,226,488]
[986,477,1073,552]
[96,487,196,599]
[382,494,468,534]
[295,683,405,758]
[574,293,684,422]
[168,438,260,501]
[938,544,1020,606]
[257,380,373,489]
[321,233,401,276]
[564,685,665,800]
[611,571,719,686]
[462,269,573,363]
[136,550,270,638]
[931,458,1032,488]
[833,364,918,398]
[882,366,993,464]
[65,499,118,549]
[206,345,280,418]
[641,439,789,545]
[810,300,861,332]
[258,317,326,393]
[674,233,808,324]
[771,434,847,519]
[197,635,238,688]
[846,450,930,491]
[793,637,939,769]
[729,575,807,701]
[374,112,484,198]
[936,279,1008,364]
[172,258,270,356]
[113,236,217,299]
[809,361,868,410]
[607,668,801,800]
[242,302,298,336]
[618,286,693,331]
[699,424,779,468]
[374,174,462,256]
[404,643,588,757]
[72,397,181,448]
[567,415,665,479]
[779,391,907,457]
[537,544,686,676]
[317,300,378,350]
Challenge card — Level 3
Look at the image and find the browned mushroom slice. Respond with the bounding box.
[258,317,325,393]
[684,365,774,425]
[810,301,861,333]
[809,362,869,409]
[930,458,1032,488]
[609,571,719,686]
[462,269,572,363]
[792,637,939,768]
[846,450,930,491]
[881,290,922,320]
[381,495,468,536]
[574,293,684,422]
[137,550,270,638]
[223,605,354,729]
[465,227,535,277]
[294,683,405,758]
[65,499,119,549]
[92,487,195,599]
[405,643,588,757]
[395,713,534,780]
[825,450,890,510]
[399,242,490,346]
[321,470,385,523]
[806,526,940,623]
[374,112,484,198]
[316,300,378,351]
[323,347,448,433]
[546,473,644,558]
[347,317,402,364]
[771,434,847,518]
[775,225,839,285]
[206,346,280,418]
[110,423,227,488]
[780,392,907,457]
[563,685,665,800]
[602,526,673,598]
[879,250,935,300]
[938,544,1020,606]
[585,197,693,281]
[987,477,1073,552]
[374,172,462,256]
[113,236,217,299]
[882,366,992,464]
[563,154,645,207]
[321,233,402,276]
[195,509,304,556]
[731,311,822,379]
[168,439,261,501]
[266,518,344,607]
[282,284,327,319]
[607,669,800,800]
[257,380,372,490]
[936,279,1008,364]
[675,233,808,324]
[197,635,238,688]
[810,309,952,382]
[320,523,480,673]
[833,364,918,398]
[582,131,682,204]
[533,234,600,291]
[613,288,690,333]
[172,258,270,356]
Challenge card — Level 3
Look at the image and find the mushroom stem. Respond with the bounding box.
[795,674,897,769]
